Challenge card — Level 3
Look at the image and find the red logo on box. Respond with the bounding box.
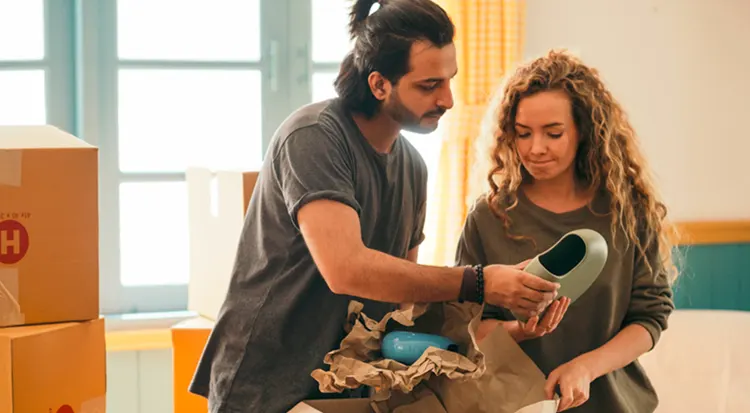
[56,405,74,413]
[0,219,29,265]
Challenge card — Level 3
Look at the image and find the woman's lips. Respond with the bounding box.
[528,159,554,167]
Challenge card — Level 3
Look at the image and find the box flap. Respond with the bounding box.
[0,321,79,340]
[172,316,215,330]
[0,125,95,150]
[185,167,258,320]
[289,399,373,413]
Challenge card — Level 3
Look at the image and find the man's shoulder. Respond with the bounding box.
[271,99,350,152]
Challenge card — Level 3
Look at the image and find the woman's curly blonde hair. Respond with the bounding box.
[484,50,680,283]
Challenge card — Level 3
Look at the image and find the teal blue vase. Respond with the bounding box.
[381,331,458,365]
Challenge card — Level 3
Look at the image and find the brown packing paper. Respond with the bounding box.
[311,300,487,402]
[310,301,560,413]
[429,324,560,413]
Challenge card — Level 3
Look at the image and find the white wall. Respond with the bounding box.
[524,0,750,221]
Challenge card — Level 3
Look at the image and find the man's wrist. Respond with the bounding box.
[458,265,484,303]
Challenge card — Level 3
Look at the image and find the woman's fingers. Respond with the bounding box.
[523,316,540,334]
[538,300,560,331]
[551,297,570,328]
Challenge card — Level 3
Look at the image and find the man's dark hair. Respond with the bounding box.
[333,0,455,117]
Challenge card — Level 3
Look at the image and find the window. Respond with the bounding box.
[87,0,306,314]
[4,0,445,316]
[90,0,277,313]
[0,1,75,131]
[0,0,46,125]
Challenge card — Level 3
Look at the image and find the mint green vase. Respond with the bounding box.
[512,228,608,323]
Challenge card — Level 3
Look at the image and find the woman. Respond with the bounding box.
[456,50,679,412]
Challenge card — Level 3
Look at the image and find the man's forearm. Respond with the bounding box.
[334,246,463,303]
[577,324,653,380]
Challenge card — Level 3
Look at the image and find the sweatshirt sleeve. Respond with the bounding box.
[623,229,675,349]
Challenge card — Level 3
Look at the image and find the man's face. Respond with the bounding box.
[381,41,457,134]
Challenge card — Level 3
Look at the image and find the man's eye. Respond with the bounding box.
[419,84,438,91]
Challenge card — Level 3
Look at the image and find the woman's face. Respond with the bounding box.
[513,90,580,183]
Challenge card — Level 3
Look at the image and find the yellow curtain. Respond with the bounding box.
[422,0,526,266]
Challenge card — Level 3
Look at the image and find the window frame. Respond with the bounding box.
[0,0,74,130]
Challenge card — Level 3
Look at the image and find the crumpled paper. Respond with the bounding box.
[431,319,559,413]
[311,300,486,401]
[310,300,560,413]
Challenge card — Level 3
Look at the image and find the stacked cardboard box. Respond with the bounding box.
[171,167,258,413]
[0,125,106,412]
[171,316,216,413]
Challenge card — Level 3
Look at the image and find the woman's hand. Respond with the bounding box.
[509,297,570,342]
[475,296,570,343]
[545,357,594,411]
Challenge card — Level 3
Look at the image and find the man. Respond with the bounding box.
[189,1,560,412]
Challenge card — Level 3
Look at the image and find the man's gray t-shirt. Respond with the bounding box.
[189,98,429,413]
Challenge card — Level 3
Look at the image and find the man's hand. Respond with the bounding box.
[483,259,559,319]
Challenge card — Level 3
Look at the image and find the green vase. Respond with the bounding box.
[512,228,608,323]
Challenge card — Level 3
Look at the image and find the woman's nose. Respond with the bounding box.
[529,136,547,154]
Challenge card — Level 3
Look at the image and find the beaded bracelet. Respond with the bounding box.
[458,264,485,304]
[473,264,485,304]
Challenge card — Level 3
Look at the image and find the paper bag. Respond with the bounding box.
[311,300,487,401]
[428,324,559,413]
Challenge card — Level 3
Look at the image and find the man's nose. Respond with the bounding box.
[437,86,454,110]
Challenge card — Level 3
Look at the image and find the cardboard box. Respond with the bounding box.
[186,167,258,320]
[171,316,215,413]
[289,399,373,413]
[171,316,371,413]
[0,318,106,412]
[0,125,99,327]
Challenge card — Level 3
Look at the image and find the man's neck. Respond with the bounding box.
[351,111,401,154]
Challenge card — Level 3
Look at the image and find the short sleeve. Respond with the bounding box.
[623,228,675,349]
[272,125,361,229]
[409,170,428,251]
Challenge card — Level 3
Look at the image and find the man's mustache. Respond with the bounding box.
[424,108,446,117]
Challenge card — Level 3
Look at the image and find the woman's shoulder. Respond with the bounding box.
[466,191,514,227]
[468,189,517,212]
[466,193,492,218]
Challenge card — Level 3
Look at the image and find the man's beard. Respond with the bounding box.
[383,95,445,134]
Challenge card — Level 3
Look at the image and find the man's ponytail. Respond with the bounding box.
[348,0,379,38]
